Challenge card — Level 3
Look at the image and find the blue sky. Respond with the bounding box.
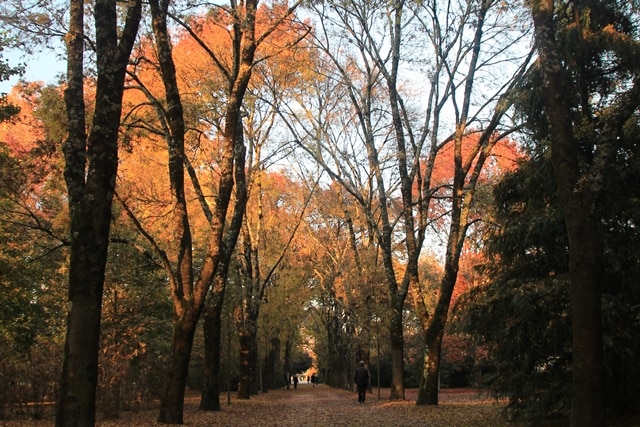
[1,49,65,93]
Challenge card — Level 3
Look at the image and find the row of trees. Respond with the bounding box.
[2,0,640,426]
[0,80,467,415]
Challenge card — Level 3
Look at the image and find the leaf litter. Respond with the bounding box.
[3,385,520,426]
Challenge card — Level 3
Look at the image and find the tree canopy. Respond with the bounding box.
[0,0,639,425]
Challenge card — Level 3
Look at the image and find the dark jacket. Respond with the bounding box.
[354,366,369,386]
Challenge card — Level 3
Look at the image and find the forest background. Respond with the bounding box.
[1,0,640,426]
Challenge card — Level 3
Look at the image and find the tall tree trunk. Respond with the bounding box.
[236,312,260,398]
[200,284,225,411]
[149,0,198,422]
[158,315,198,423]
[417,268,458,405]
[419,329,443,405]
[415,0,493,405]
[199,118,248,411]
[237,328,253,399]
[388,303,405,399]
[418,227,464,404]
[56,0,141,425]
[530,1,605,425]
[148,0,252,421]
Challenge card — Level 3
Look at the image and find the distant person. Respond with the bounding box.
[354,360,369,404]
[293,374,299,389]
[311,373,317,387]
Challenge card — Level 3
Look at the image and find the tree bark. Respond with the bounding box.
[388,304,405,399]
[530,1,605,425]
[416,259,461,404]
[148,0,199,422]
[158,315,198,423]
[56,0,141,425]
[198,118,248,411]
[236,328,253,399]
[200,285,225,411]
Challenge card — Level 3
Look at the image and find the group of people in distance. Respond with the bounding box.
[287,372,319,389]
[287,360,370,405]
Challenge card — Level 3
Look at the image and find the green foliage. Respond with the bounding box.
[453,141,640,421]
[31,85,67,144]
[473,2,640,420]
[97,220,174,417]
[291,351,313,374]
[0,191,67,419]
[0,43,24,122]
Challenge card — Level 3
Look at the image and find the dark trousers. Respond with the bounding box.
[357,384,367,403]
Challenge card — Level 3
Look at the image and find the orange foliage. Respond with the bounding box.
[117,4,313,248]
[451,250,485,306]
[429,132,522,187]
[116,2,313,252]
[0,83,47,156]
[127,2,313,102]
[419,134,522,303]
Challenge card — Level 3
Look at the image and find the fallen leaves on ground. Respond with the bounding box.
[2,385,516,426]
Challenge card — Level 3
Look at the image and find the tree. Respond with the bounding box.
[54,0,142,424]
[287,0,530,401]
[452,151,575,420]
[455,120,640,422]
[233,170,316,398]
[194,10,313,400]
[116,0,307,420]
[117,0,247,420]
[528,1,640,425]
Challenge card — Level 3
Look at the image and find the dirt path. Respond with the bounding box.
[1,385,512,426]
[157,384,509,427]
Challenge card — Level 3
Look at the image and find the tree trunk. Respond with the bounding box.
[200,287,225,411]
[157,314,198,424]
[530,1,605,425]
[150,0,197,420]
[57,266,105,427]
[56,0,141,425]
[388,304,405,400]
[237,329,253,399]
[417,258,461,405]
[417,330,443,405]
[565,215,605,426]
[199,118,248,411]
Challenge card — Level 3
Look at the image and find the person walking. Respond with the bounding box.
[354,360,369,404]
